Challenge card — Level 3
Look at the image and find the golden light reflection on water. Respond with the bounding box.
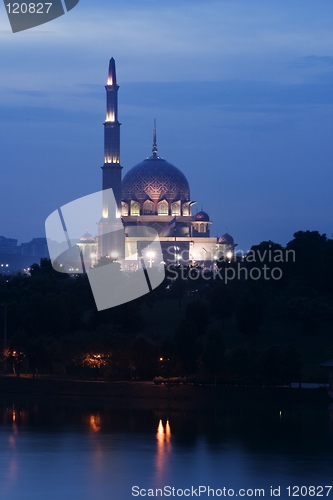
[155,419,172,480]
[88,413,105,477]
[89,414,101,433]
[0,406,19,494]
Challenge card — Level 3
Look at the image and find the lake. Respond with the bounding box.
[0,399,333,499]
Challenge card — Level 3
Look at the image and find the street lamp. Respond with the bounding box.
[146,251,155,268]
[1,264,9,276]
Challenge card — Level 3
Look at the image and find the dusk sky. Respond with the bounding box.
[0,0,332,252]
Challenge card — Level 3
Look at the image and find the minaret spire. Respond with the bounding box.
[104,57,119,131]
[107,57,117,86]
[99,57,124,260]
[102,57,122,210]
[152,118,158,157]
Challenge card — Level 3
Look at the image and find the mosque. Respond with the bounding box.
[78,58,236,270]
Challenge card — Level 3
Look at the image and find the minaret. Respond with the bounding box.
[98,58,124,260]
[102,57,122,213]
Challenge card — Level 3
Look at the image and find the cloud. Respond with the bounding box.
[1,0,333,90]
[1,0,333,248]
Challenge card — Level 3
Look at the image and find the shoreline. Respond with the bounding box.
[0,376,330,410]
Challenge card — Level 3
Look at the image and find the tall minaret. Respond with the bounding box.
[102,57,122,214]
[98,58,124,259]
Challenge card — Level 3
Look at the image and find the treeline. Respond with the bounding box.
[0,258,149,378]
[160,231,333,383]
[0,230,332,384]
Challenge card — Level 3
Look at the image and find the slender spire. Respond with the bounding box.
[107,57,117,86]
[104,57,120,163]
[102,57,122,210]
[152,118,158,156]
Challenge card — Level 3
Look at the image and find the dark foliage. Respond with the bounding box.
[0,229,332,384]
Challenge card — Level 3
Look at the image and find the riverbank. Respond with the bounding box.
[0,376,330,410]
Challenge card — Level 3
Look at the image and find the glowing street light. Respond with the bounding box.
[0,264,9,276]
[226,251,233,260]
[147,251,155,268]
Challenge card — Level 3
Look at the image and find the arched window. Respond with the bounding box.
[182,203,190,216]
[143,200,154,215]
[121,202,129,216]
[158,200,169,215]
[171,201,180,216]
[131,201,140,216]
[194,223,206,233]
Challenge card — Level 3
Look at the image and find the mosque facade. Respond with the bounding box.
[94,58,236,269]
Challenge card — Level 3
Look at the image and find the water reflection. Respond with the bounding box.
[88,414,105,481]
[0,402,331,454]
[155,419,172,480]
[0,406,19,496]
[0,400,331,499]
[89,414,101,433]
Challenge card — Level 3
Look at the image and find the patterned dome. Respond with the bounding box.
[122,155,190,202]
[218,233,234,245]
[195,210,210,221]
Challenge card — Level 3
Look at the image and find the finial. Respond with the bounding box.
[107,58,117,86]
[152,119,158,156]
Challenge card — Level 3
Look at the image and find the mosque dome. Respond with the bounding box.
[195,210,210,222]
[122,155,190,203]
[80,232,95,243]
[122,125,190,204]
[218,233,234,245]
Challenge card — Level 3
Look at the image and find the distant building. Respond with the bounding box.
[0,236,18,255]
[76,232,98,269]
[0,236,49,272]
[19,238,49,257]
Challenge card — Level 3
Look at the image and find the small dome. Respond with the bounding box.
[195,210,210,222]
[80,232,95,243]
[218,233,234,245]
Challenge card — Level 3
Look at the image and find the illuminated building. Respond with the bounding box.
[99,58,237,268]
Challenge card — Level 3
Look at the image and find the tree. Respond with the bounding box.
[208,283,235,328]
[185,300,210,336]
[259,345,282,386]
[286,231,330,292]
[281,344,302,384]
[201,327,225,384]
[235,293,265,335]
[299,298,332,335]
[173,319,202,375]
[229,347,251,386]
[131,335,158,380]
[258,345,302,386]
